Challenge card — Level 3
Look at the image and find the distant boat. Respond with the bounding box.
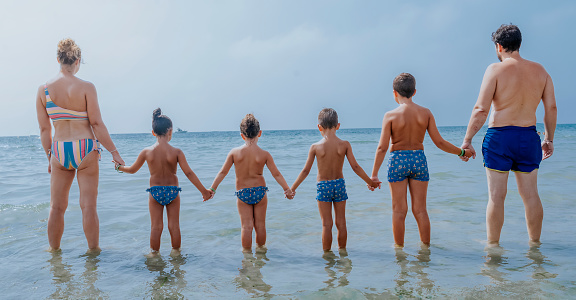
[175,128,187,133]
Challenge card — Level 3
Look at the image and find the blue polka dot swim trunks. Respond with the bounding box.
[387,150,429,183]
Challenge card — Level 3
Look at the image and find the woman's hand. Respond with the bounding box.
[111,151,125,166]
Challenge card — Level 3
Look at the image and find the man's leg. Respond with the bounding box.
[486,169,509,243]
[514,170,543,242]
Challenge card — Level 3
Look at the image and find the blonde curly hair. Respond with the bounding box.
[57,38,81,65]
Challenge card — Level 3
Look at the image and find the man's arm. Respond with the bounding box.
[462,63,498,158]
[541,73,557,160]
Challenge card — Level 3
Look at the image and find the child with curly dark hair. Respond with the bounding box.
[209,113,294,252]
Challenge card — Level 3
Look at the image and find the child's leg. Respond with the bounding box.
[408,179,430,245]
[333,200,347,250]
[165,195,181,250]
[317,201,334,251]
[149,196,164,252]
[253,196,268,248]
[237,199,255,251]
[389,180,409,246]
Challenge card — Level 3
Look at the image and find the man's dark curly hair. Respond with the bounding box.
[491,24,522,53]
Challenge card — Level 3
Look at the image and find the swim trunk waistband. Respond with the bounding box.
[487,126,537,132]
[390,149,425,154]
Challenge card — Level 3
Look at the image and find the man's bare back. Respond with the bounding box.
[484,57,554,127]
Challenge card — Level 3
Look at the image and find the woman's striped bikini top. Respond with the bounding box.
[45,84,89,121]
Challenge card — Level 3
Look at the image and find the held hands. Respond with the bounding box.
[462,149,474,158]
[459,141,476,162]
[542,140,554,160]
[202,188,215,202]
[367,176,382,191]
[113,160,123,173]
[284,188,295,200]
[111,151,125,166]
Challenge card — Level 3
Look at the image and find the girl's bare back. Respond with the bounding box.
[146,143,180,186]
[231,144,269,189]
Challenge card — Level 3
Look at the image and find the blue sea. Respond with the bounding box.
[1,125,575,299]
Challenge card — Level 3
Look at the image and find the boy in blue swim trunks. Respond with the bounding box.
[115,108,213,254]
[291,108,380,251]
[370,73,472,247]
[209,114,294,252]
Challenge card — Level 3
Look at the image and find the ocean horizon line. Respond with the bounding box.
[4,123,573,139]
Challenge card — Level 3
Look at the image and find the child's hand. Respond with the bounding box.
[368,176,381,191]
[113,160,124,173]
[202,188,213,202]
[459,143,476,162]
[284,188,294,200]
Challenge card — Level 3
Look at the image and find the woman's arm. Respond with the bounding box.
[84,82,125,165]
[290,145,316,192]
[36,85,52,173]
[177,149,212,200]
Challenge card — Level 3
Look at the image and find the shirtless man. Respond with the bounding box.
[461,24,557,244]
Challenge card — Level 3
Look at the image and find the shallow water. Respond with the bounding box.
[1,125,575,298]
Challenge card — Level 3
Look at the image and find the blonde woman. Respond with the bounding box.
[36,38,125,251]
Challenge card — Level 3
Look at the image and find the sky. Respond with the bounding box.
[0,0,574,136]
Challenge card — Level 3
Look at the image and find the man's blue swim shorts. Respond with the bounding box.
[482,126,542,173]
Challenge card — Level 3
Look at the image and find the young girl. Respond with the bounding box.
[116,108,213,254]
[209,114,294,252]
